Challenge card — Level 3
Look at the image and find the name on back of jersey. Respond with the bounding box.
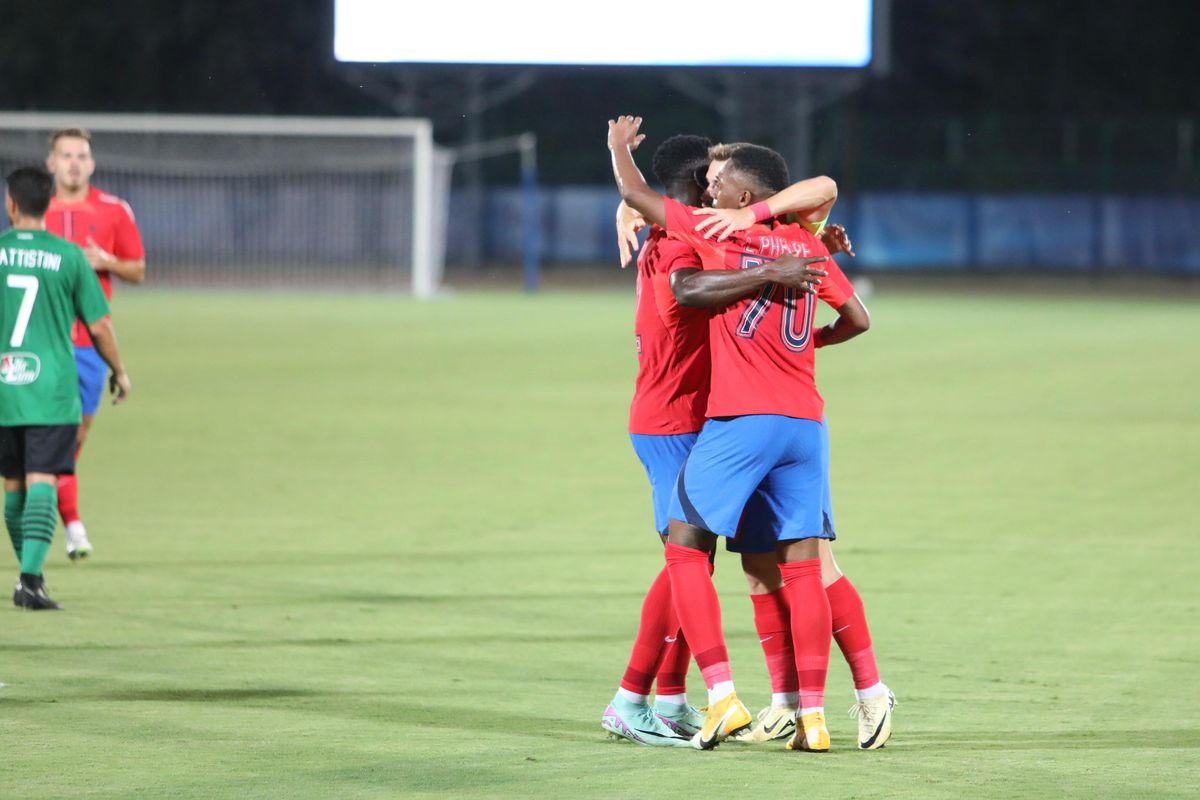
[752,234,813,259]
[0,247,63,272]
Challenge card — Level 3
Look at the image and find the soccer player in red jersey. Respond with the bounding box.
[603,135,835,746]
[693,150,895,749]
[43,129,146,560]
[609,115,871,751]
[601,134,713,746]
[610,142,892,748]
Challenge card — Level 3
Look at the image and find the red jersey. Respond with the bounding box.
[663,197,854,422]
[45,186,144,347]
[628,225,710,435]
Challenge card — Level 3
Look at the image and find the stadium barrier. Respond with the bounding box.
[447,188,1200,274]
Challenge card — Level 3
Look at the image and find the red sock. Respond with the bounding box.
[57,473,80,526]
[779,558,831,710]
[655,560,712,695]
[750,589,797,695]
[826,576,880,690]
[619,566,675,696]
[665,542,730,689]
[655,629,691,697]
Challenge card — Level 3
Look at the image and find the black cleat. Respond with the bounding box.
[13,573,62,610]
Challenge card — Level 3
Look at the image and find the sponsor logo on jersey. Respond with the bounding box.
[0,352,41,385]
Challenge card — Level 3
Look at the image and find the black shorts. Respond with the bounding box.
[0,425,78,478]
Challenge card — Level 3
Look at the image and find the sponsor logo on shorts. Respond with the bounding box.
[0,352,40,385]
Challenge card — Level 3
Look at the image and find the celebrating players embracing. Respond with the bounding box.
[603,137,854,746]
[609,115,871,751]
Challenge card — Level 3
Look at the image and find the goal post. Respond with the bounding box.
[0,112,448,297]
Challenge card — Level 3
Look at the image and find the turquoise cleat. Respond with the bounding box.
[602,696,691,747]
[653,700,706,738]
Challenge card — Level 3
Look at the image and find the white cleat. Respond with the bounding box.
[851,688,896,750]
[733,705,797,742]
[65,521,92,562]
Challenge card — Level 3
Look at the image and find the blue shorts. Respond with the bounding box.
[728,419,836,554]
[75,346,107,416]
[630,432,699,535]
[670,415,836,547]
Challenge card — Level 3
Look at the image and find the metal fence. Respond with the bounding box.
[446,187,1200,274]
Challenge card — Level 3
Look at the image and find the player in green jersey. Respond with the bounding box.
[0,166,131,609]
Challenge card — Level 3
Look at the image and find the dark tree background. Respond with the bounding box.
[2,0,1197,187]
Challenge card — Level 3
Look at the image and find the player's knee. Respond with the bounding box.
[778,537,821,563]
[666,519,715,551]
[743,572,781,594]
[741,552,783,594]
[818,540,844,587]
[26,473,58,488]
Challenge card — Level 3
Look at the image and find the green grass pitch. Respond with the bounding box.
[1,287,1197,799]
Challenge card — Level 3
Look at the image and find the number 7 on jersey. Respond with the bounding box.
[6,274,39,347]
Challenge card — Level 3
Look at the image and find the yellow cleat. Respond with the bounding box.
[732,705,797,742]
[786,710,830,752]
[690,693,753,750]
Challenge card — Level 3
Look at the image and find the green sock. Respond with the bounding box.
[4,489,24,562]
[18,483,58,576]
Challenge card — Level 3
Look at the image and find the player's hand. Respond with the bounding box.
[83,236,115,270]
[692,206,756,241]
[616,202,646,268]
[607,116,646,152]
[819,223,855,257]
[109,370,131,405]
[767,255,828,294]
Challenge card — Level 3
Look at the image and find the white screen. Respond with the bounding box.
[334,0,872,67]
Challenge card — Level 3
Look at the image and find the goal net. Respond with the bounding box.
[0,113,451,297]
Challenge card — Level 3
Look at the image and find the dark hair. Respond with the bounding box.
[5,166,53,217]
[652,134,712,200]
[724,144,790,195]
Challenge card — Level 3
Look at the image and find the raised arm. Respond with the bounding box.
[607,116,666,229]
[671,254,829,309]
[814,295,871,348]
[693,175,838,241]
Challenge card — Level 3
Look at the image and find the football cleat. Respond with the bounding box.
[786,710,830,752]
[65,521,92,561]
[654,700,705,738]
[602,698,690,747]
[733,705,797,742]
[690,693,753,750]
[13,574,62,611]
[851,688,896,750]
